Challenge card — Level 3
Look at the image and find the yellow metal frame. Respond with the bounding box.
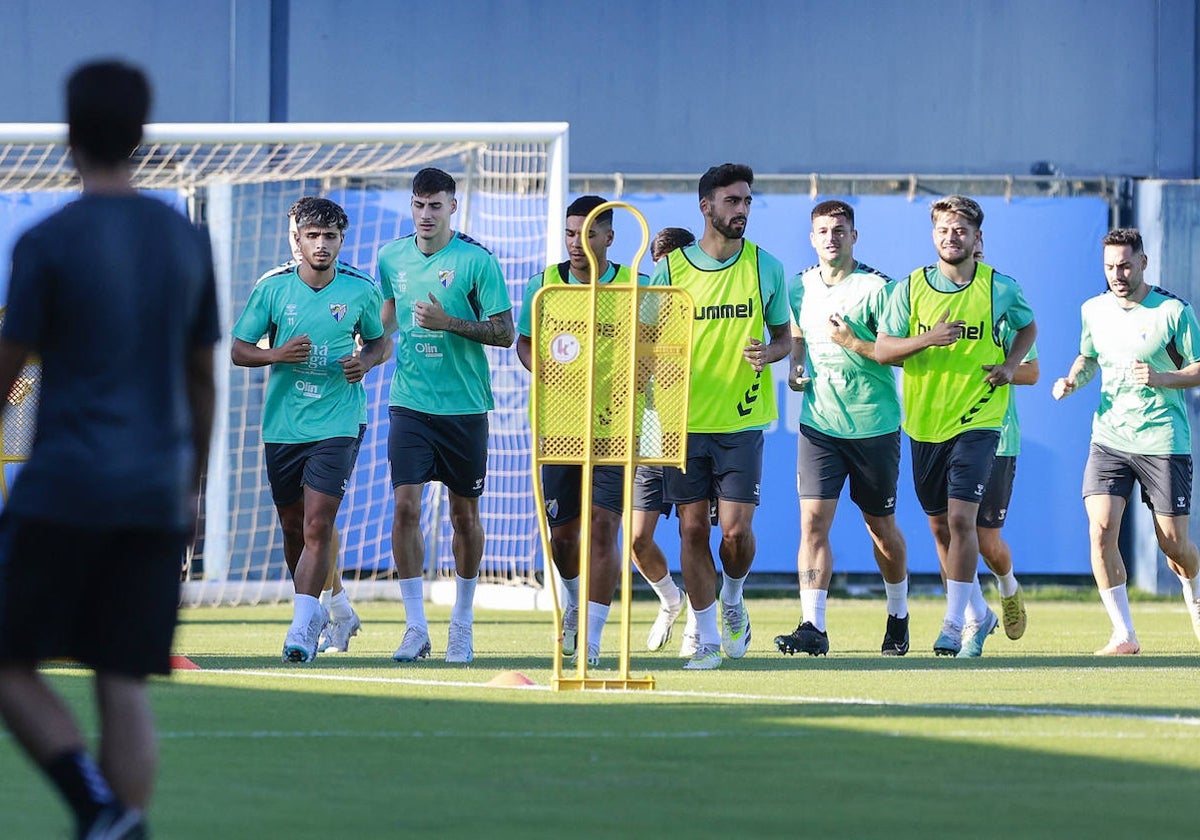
[0,305,39,504]
[529,202,693,691]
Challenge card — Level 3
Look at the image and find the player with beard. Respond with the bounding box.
[650,164,791,670]
[875,195,1036,657]
[1053,227,1200,654]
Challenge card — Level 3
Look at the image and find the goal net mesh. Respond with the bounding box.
[0,123,566,606]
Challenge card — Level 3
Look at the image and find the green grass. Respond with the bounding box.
[3,597,1198,839]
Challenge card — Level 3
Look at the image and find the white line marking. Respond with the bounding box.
[185,668,1200,727]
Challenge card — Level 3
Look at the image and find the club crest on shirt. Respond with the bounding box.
[438,269,455,288]
[329,303,348,322]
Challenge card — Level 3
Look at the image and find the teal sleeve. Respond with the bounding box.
[649,260,671,287]
[359,285,386,341]
[377,250,395,301]
[1079,306,1095,357]
[477,254,513,317]
[879,278,912,337]
[232,282,272,342]
[1174,304,1200,365]
[517,272,545,337]
[787,273,805,328]
[995,276,1035,330]
[761,254,790,326]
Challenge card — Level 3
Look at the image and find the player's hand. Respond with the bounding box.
[1051,377,1076,400]
[338,353,368,384]
[414,293,450,330]
[1130,361,1156,387]
[789,367,812,392]
[925,309,965,347]
[743,337,768,372]
[828,313,853,348]
[275,334,312,364]
[981,362,1015,387]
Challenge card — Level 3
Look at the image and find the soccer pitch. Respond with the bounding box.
[2,597,1197,839]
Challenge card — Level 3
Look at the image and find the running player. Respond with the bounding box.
[650,163,792,670]
[378,167,515,665]
[874,195,1036,657]
[233,198,387,663]
[1053,227,1200,654]
[0,60,218,838]
[772,200,910,657]
[517,195,652,667]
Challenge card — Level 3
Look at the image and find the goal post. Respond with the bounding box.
[0,121,569,607]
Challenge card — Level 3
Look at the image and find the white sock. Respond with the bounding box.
[319,588,333,612]
[694,601,720,647]
[683,597,698,635]
[720,571,748,605]
[451,574,477,626]
[884,578,908,618]
[800,588,827,632]
[1178,573,1200,602]
[649,574,683,608]
[329,589,354,622]
[561,575,580,608]
[943,580,973,631]
[994,569,1019,599]
[1098,584,1136,640]
[964,575,990,624]
[290,593,321,631]
[398,576,427,631]
[586,601,609,655]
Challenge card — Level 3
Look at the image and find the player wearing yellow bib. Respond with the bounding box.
[516,195,657,667]
[233,198,388,663]
[876,195,1036,657]
[1053,228,1200,655]
[378,168,515,665]
[771,200,910,658]
[649,164,792,670]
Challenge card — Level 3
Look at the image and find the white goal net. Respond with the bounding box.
[0,122,568,606]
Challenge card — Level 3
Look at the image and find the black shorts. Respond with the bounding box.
[633,465,672,515]
[797,424,899,518]
[388,407,488,498]
[910,429,1000,516]
[1082,442,1192,516]
[541,464,624,527]
[977,455,1017,528]
[265,424,366,505]
[664,430,762,506]
[0,514,186,677]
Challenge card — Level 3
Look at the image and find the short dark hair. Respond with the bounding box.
[1102,227,1144,253]
[291,197,348,232]
[412,167,456,197]
[66,60,151,166]
[651,227,695,261]
[566,195,613,225]
[811,200,854,227]
[930,195,984,228]
[698,163,754,201]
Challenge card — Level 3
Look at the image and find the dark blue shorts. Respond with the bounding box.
[633,465,673,515]
[541,464,624,527]
[388,407,488,498]
[797,424,900,518]
[1083,442,1191,516]
[909,429,1000,516]
[0,513,187,677]
[664,430,762,506]
[977,455,1017,528]
[264,424,366,505]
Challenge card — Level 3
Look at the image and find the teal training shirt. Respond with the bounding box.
[233,264,385,443]
[1080,286,1200,455]
[377,232,512,414]
[790,262,900,438]
[996,320,1037,457]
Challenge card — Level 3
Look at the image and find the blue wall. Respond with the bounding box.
[1,0,1196,177]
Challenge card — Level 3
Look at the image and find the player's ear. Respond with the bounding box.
[450,196,459,215]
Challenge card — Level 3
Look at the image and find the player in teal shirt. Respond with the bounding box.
[377,168,515,666]
[232,198,387,664]
[772,200,910,659]
[1053,227,1200,655]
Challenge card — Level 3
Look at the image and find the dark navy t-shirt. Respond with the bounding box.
[2,193,219,530]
